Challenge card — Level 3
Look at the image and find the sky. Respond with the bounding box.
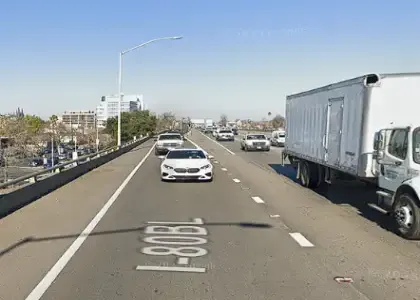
[1,0,420,120]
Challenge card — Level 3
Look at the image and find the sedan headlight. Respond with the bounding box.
[163,164,173,170]
[200,164,211,170]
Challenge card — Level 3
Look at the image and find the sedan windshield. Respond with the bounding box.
[159,135,181,140]
[219,130,232,133]
[166,150,206,159]
[247,135,265,140]
[413,128,420,164]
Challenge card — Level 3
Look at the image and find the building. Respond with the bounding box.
[60,110,96,130]
[96,94,145,128]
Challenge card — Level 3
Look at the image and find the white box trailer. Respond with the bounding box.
[282,73,420,239]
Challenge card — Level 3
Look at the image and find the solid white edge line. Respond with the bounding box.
[289,232,314,247]
[232,178,241,183]
[251,196,265,203]
[185,136,202,150]
[197,131,236,155]
[25,142,157,300]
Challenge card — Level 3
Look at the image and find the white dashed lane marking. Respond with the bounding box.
[221,168,227,171]
[232,178,241,183]
[251,196,265,203]
[289,233,314,247]
[197,131,236,155]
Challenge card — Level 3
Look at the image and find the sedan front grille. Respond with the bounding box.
[187,168,199,173]
[252,142,265,146]
[174,168,187,173]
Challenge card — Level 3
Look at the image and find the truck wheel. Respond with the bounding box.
[393,193,420,239]
[299,161,319,189]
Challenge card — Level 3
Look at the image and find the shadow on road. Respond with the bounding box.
[268,163,397,235]
[0,221,272,258]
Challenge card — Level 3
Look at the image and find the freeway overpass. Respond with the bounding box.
[0,129,419,299]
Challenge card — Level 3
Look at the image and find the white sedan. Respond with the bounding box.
[160,148,214,182]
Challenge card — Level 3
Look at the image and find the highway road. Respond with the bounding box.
[0,133,420,299]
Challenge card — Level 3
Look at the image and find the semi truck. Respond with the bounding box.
[204,119,214,133]
[282,73,420,239]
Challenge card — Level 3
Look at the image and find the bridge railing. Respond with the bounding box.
[0,132,159,191]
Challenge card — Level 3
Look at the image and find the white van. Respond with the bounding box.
[271,130,286,147]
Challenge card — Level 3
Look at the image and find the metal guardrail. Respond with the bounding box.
[0,135,150,190]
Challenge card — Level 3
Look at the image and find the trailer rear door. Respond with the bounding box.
[325,97,344,166]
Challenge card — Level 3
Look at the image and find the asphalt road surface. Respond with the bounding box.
[1,134,420,299]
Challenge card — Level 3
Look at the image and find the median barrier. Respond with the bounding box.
[0,133,162,218]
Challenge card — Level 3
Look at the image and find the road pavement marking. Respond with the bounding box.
[289,233,314,247]
[252,196,265,203]
[136,265,206,273]
[24,143,157,300]
[177,257,190,265]
[186,137,202,150]
[232,178,241,183]
[186,137,215,160]
[147,218,204,225]
[197,131,236,155]
[138,218,209,273]
[221,168,227,171]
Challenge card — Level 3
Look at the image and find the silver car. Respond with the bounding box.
[240,134,270,151]
[155,133,184,155]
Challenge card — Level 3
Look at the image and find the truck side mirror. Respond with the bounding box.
[373,132,384,151]
[377,150,385,161]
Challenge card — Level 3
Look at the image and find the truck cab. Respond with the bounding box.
[374,125,420,239]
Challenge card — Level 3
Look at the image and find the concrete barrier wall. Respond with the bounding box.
[0,136,153,218]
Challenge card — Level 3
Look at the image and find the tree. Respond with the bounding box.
[0,115,35,182]
[220,114,228,127]
[156,112,176,131]
[105,117,118,143]
[272,114,286,129]
[24,115,44,135]
[105,110,158,144]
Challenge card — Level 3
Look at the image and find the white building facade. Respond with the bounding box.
[96,94,145,128]
[60,110,96,130]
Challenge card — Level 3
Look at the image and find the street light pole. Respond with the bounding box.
[96,117,99,153]
[117,52,123,147]
[117,36,183,147]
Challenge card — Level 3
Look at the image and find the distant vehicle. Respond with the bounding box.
[43,157,59,168]
[204,126,213,134]
[155,133,184,156]
[160,148,214,182]
[216,129,234,141]
[231,128,238,135]
[270,130,286,147]
[212,128,218,137]
[241,134,270,151]
[29,158,43,167]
